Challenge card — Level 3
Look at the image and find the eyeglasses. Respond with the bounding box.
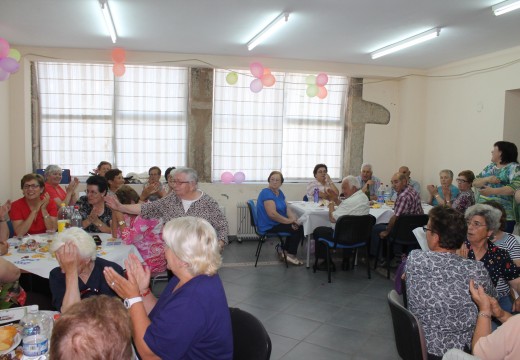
[466,221,487,228]
[80,287,100,299]
[422,226,436,234]
[317,170,328,174]
[456,178,469,183]
[170,180,190,185]
[23,184,40,190]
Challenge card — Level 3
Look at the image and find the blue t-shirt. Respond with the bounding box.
[144,274,233,360]
[257,188,287,233]
[431,184,460,206]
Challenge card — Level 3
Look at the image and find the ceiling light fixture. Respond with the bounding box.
[98,0,117,43]
[247,12,289,51]
[371,28,441,60]
[492,0,520,15]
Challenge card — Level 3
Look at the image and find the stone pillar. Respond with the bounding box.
[188,68,213,182]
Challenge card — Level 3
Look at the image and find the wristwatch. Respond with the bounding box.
[118,220,126,227]
[124,296,143,309]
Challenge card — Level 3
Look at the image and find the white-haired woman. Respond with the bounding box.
[427,169,460,206]
[103,217,233,360]
[43,164,79,207]
[49,227,124,313]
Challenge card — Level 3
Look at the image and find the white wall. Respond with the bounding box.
[0,79,10,201]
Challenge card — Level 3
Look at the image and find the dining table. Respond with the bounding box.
[288,201,433,268]
[3,233,143,279]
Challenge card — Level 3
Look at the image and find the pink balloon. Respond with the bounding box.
[0,38,9,59]
[113,63,126,77]
[233,172,246,184]
[261,74,275,87]
[0,68,9,81]
[0,57,19,73]
[250,78,263,93]
[221,171,234,184]
[250,62,264,78]
[317,86,328,99]
[316,73,329,86]
[111,48,126,63]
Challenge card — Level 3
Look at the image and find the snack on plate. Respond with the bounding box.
[38,245,49,253]
[0,325,17,351]
[26,239,39,251]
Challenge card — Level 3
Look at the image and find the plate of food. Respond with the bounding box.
[0,325,21,355]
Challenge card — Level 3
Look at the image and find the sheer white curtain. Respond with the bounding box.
[36,62,188,175]
[212,69,347,182]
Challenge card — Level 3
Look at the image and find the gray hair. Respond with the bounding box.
[44,165,62,181]
[343,175,361,190]
[172,167,198,184]
[162,217,222,276]
[50,227,97,261]
[464,204,502,233]
[360,163,373,172]
[439,169,454,179]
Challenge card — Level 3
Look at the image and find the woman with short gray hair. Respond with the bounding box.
[427,169,460,206]
[44,164,79,207]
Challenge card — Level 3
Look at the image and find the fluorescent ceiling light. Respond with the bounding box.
[371,28,441,60]
[99,0,117,43]
[492,0,520,15]
[247,12,289,51]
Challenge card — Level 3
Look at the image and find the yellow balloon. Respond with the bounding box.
[226,72,238,85]
[8,48,21,62]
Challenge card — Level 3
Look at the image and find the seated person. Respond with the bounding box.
[0,253,23,309]
[0,200,11,255]
[50,295,133,360]
[49,227,124,312]
[103,217,233,359]
[162,166,176,196]
[43,164,79,207]
[406,206,495,358]
[390,166,421,200]
[105,169,125,195]
[10,173,57,236]
[450,170,476,214]
[93,161,112,177]
[75,176,112,233]
[427,169,459,206]
[113,185,167,275]
[306,164,338,200]
[141,166,167,202]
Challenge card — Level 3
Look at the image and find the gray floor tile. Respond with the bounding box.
[304,324,371,354]
[263,313,322,340]
[353,335,399,359]
[280,341,353,360]
[284,299,342,322]
[268,333,300,360]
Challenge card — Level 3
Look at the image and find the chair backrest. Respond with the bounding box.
[229,307,272,360]
[246,200,258,228]
[35,168,71,184]
[392,214,429,245]
[333,214,376,247]
[387,290,427,360]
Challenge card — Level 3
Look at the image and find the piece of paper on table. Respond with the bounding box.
[412,227,430,251]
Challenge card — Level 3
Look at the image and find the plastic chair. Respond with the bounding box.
[36,168,71,184]
[246,200,290,268]
[229,307,271,360]
[387,290,428,360]
[315,214,376,283]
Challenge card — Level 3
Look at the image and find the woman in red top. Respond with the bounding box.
[44,165,79,207]
[10,173,58,235]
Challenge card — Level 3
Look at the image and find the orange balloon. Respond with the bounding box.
[317,86,328,99]
[113,63,126,77]
[263,68,271,76]
[262,74,276,87]
[111,48,126,63]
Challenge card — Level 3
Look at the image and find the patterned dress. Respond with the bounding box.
[451,189,475,214]
[75,196,112,233]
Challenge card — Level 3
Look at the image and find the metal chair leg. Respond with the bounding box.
[254,236,266,267]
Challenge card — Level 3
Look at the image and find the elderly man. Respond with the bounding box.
[370,172,423,264]
[355,163,381,201]
[391,166,421,200]
[312,176,370,270]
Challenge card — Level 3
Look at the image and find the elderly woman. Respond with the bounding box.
[43,165,79,207]
[105,168,228,249]
[105,168,125,195]
[49,228,123,312]
[459,204,520,314]
[112,185,167,275]
[49,227,124,312]
[141,166,167,202]
[473,141,520,233]
[75,176,112,233]
[162,166,176,196]
[94,161,112,177]
[427,169,460,206]
[9,173,57,236]
[306,163,338,200]
[103,217,233,359]
[257,171,304,265]
[406,206,495,358]
[447,170,476,213]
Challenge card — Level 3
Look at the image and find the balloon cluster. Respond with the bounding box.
[249,62,276,93]
[111,48,126,77]
[305,72,329,99]
[0,38,21,81]
[221,171,246,184]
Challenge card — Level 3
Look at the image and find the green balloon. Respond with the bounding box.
[306,75,316,85]
[306,85,318,97]
[226,72,238,85]
[8,48,21,62]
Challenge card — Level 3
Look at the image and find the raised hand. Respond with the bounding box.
[55,242,80,275]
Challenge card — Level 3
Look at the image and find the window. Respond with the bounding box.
[212,69,347,182]
[35,62,188,175]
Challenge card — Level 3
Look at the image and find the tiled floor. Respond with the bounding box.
[219,238,399,360]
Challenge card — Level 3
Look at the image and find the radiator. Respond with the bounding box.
[236,202,259,242]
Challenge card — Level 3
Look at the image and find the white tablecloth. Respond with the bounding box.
[4,233,143,279]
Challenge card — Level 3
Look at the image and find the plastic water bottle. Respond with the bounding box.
[377,183,385,204]
[20,309,52,358]
[384,185,391,203]
[313,187,319,203]
[71,205,82,228]
[57,203,70,233]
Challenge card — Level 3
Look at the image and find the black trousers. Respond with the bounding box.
[267,224,303,255]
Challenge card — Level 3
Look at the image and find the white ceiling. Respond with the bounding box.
[1,0,520,70]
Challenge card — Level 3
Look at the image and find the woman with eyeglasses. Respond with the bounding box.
[459,204,520,314]
[140,166,167,202]
[75,176,112,233]
[9,173,58,236]
[473,141,520,233]
[105,168,228,250]
[446,170,476,213]
[305,164,338,200]
[49,227,124,312]
[405,206,495,358]
[427,169,460,207]
[43,164,79,208]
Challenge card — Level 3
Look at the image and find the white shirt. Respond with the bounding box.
[332,189,370,220]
